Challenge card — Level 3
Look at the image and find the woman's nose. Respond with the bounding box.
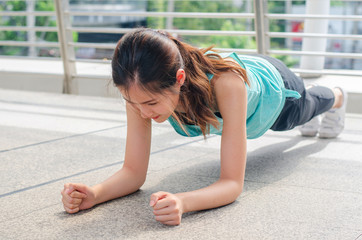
[139,106,152,118]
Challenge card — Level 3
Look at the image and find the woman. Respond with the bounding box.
[61,28,347,225]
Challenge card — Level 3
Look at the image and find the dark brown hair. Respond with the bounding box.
[112,28,248,136]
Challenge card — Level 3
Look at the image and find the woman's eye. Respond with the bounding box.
[148,102,158,106]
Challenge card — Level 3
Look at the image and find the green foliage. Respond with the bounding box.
[189,19,256,50]
[0,0,26,11]
[330,1,346,7]
[35,0,58,42]
[292,1,305,5]
[173,0,241,31]
[144,0,307,68]
[0,0,60,56]
[1,0,330,67]
[272,54,299,68]
[146,0,256,51]
[0,1,27,55]
[146,0,167,29]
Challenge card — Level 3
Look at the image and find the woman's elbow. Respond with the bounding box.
[135,175,147,189]
[220,178,244,201]
[232,180,244,199]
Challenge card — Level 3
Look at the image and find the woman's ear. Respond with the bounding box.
[176,69,186,86]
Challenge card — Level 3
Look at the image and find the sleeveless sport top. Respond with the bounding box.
[167,52,301,139]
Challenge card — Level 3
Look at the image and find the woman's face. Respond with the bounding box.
[118,84,181,123]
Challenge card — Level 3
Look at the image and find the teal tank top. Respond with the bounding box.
[167,52,301,139]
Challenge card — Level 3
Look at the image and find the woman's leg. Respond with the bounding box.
[271,84,335,131]
[331,88,344,109]
[253,54,346,138]
[253,55,335,131]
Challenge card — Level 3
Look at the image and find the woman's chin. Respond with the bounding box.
[152,115,169,123]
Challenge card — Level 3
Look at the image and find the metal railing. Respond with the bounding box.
[0,0,361,94]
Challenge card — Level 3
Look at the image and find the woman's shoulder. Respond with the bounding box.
[211,70,247,123]
[212,70,246,91]
[212,71,247,107]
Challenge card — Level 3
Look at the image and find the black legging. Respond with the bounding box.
[253,55,335,131]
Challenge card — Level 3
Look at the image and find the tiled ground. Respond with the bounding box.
[1,88,362,240]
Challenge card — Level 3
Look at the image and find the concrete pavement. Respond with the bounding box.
[1,88,362,240]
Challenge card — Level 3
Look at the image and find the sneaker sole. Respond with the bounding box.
[301,131,318,137]
[319,132,339,139]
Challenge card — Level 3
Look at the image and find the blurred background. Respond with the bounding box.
[1,0,361,69]
[0,0,361,99]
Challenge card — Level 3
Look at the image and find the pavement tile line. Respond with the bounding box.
[0,125,125,153]
[0,202,59,224]
[150,135,217,155]
[0,161,123,198]
[0,135,214,199]
[244,179,362,195]
[355,234,362,240]
[0,108,124,123]
[0,99,126,114]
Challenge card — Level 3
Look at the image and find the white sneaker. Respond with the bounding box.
[319,87,348,139]
[299,115,321,137]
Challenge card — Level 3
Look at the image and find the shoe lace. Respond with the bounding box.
[322,110,341,128]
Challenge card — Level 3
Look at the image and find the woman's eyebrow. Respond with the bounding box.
[122,97,156,104]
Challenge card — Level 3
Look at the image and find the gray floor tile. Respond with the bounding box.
[1,89,362,239]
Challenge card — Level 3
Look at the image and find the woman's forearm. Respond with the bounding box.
[176,178,244,213]
[92,166,146,205]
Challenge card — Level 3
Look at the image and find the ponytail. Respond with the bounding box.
[162,31,249,136]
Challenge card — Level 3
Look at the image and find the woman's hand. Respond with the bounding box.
[61,183,96,214]
[150,191,184,226]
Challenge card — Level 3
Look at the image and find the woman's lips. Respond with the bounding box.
[151,115,160,120]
